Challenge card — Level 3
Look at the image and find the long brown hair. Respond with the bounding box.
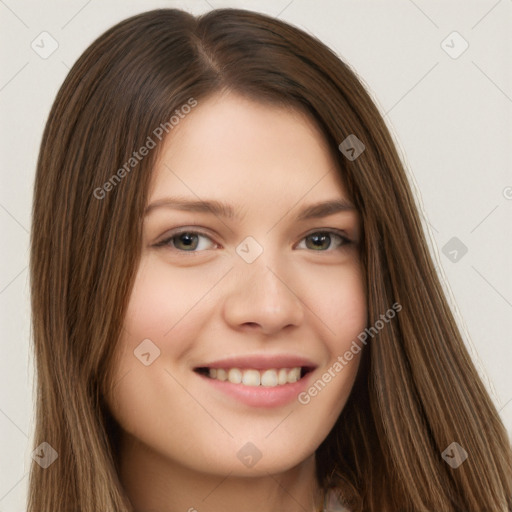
[29,8,512,511]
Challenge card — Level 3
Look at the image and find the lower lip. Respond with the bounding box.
[196,371,314,408]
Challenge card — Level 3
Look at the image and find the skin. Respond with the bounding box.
[105,91,367,512]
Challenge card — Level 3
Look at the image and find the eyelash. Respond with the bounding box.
[154,228,352,254]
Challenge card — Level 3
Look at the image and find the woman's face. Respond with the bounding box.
[106,91,367,478]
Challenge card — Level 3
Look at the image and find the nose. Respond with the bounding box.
[222,254,305,336]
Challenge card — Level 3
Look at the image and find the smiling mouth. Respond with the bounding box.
[194,366,314,387]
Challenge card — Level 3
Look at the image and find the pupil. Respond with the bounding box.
[178,233,197,250]
[309,233,330,250]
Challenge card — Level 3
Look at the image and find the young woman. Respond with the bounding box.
[28,7,512,512]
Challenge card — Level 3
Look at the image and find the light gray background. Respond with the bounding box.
[1,1,511,510]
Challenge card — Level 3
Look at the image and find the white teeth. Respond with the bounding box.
[277,368,288,385]
[261,369,278,387]
[228,368,242,384]
[242,369,260,386]
[287,367,301,383]
[207,367,304,387]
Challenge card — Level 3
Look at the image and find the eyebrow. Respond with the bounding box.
[144,197,355,220]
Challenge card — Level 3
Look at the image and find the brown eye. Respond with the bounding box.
[155,230,216,252]
[299,231,351,251]
[173,232,200,250]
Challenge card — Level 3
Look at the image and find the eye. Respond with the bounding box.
[154,230,217,252]
[296,230,351,251]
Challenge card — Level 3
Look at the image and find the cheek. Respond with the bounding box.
[307,261,367,347]
[299,263,366,412]
[103,259,218,447]
[122,256,221,351]
[104,259,208,415]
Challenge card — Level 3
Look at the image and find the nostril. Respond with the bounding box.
[243,322,259,329]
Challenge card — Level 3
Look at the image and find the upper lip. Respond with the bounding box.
[194,354,317,371]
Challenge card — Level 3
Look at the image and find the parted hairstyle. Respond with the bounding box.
[28,7,512,512]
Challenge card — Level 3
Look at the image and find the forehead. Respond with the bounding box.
[148,91,348,206]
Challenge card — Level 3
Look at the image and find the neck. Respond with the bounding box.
[118,431,324,512]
